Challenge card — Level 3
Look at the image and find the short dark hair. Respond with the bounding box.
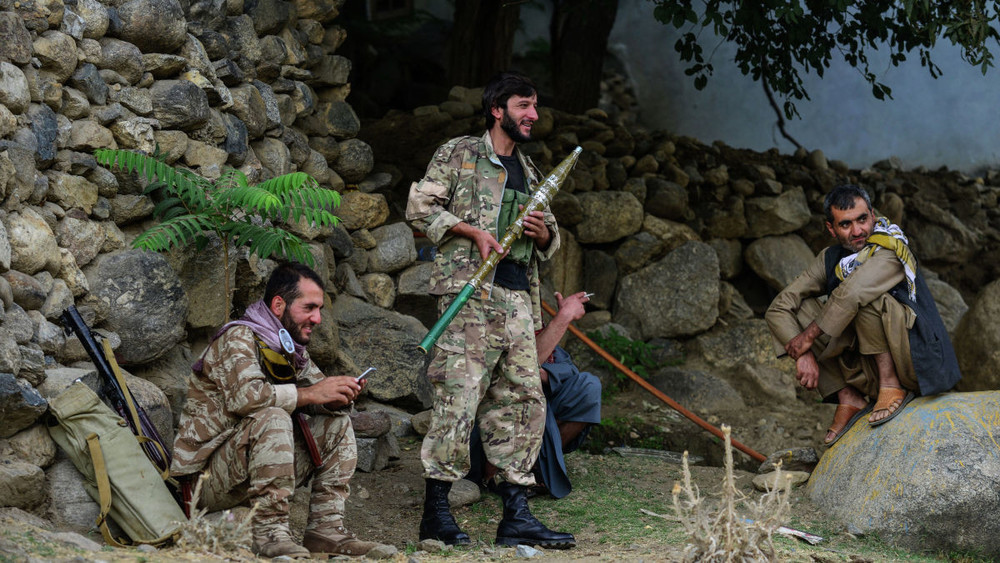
[482,71,537,129]
[824,184,873,223]
[264,262,324,308]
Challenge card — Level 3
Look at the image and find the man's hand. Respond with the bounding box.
[795,352,820,389]
[470,228,505,261]
[449,222,505,261]
[554,291,588,323]
[520,207,551,250]
[785,322,823,360]
[298,376,363,408]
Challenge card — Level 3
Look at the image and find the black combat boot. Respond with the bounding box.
[419,479,471,545]
[494,481,576,549]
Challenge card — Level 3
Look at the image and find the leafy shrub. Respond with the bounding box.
[586,326,662,389]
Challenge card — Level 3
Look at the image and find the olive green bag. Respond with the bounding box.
[47,381,187,546]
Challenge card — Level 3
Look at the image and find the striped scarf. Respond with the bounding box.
[835,217,917,301]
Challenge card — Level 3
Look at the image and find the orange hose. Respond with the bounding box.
[542,301,767,464]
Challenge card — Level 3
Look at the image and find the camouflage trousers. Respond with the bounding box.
[794,294,919,399]
[195,407,356,534]
[422,285,545,486]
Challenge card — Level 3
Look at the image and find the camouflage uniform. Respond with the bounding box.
[171,325,356,536]
[406,132,560,486]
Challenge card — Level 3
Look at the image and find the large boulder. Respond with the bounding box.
[82,250,189,364]
[6,208,60,275]
[744,186,811,237]
[114,0,187,53]
[164,235,235,329]
[367,222,416,274]
[150,80,210,131]
[923,272,968,335]
[807,392,1000,557]
[614,241,719,340]
[0,458,45,509]
[0,63,30,114]
[0,373,47,437]
[689,319,797,405]
[954,279,1000,391]
[0,12,33,65]
[575,191,644,244]
[744,235,817,292]
[331,294,432,409]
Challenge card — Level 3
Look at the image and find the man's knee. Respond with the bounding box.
[247,407,295,442]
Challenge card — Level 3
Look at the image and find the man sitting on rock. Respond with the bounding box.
[171,262,382,557]
[765,184,961,445]
[467,291,602,499]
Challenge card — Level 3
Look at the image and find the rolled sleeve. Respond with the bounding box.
[272,383,298,413]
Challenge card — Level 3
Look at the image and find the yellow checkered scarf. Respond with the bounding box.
[834,217,917,301]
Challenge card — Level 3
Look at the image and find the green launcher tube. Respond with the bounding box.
[417,283,475,353]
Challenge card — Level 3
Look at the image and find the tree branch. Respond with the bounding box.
[761,79,802,150]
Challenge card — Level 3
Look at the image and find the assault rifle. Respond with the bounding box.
[60,306,172,476]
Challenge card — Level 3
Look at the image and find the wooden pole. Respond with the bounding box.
[542,301,767,464]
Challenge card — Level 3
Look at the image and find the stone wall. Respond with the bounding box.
[0,0,396,522]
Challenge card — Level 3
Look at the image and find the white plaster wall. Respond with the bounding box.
[415,0,999,172]
[609,0,1000,172]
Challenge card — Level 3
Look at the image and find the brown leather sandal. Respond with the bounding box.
[824,403,870,445]
[869,387,915,427]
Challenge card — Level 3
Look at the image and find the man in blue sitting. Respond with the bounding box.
[468,291,602,498]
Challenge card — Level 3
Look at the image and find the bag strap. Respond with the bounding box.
[86,432,130,548]
[86,432,181,547]
[101,339,171,481]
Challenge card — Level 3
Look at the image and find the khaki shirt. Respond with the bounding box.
[765,246,905,358]
[170,325,326,477]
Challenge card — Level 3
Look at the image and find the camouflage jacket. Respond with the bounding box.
[405,132,560,324]
[170,325,328,477]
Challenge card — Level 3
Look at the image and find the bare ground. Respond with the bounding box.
[0,387,962,562]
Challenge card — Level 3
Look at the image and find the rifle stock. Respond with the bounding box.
[60,306,172,475]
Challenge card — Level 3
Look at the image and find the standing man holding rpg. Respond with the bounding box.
[406,71,574,549]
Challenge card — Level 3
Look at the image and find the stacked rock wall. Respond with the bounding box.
[0,0,396,523]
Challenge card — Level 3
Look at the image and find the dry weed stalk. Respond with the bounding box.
[173,472,257,557]
[672,424,792,562]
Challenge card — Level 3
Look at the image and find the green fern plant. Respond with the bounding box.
[95,148,341,316]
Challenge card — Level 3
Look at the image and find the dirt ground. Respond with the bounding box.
[340,386,839,552]
[1,387,955,562]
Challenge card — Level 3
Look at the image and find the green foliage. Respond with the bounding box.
[651,0,1000,118]
[95,148,340,267]
[587,327,662,389]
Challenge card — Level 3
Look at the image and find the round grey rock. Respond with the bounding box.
[115,0,187,53]
[614,241,719,339]
[150,79,209,131]
[83,250,189,363]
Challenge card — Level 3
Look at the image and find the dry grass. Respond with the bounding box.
[172,473,257,558]
[672,425,792,562]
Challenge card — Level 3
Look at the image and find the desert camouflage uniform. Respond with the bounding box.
[406,132,560,486]
[171,325,355,535]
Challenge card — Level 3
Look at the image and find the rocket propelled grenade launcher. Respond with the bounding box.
[417,146,583,353]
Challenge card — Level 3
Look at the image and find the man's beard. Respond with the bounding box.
[500,110,531,143]
[281,309,310,345]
